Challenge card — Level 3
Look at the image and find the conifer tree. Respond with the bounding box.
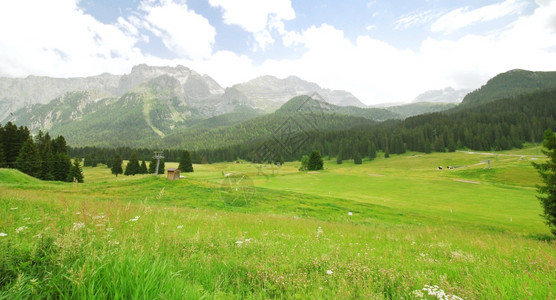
[39,143,55,180]
[299,155,309,171]
[354,152,362,165]
[124,152,140,176]
[67,157,84,183]
[368,142,377,160]
[336,148,343,164]
[149,158,157,174]
[0,136,4,168]
[140,160,148,174]
[533,129,556,236]
[15,138,41,177]
[111,154,123,177]
[178,150,194,172]
[308,150,323,171]
[53,152,71,181]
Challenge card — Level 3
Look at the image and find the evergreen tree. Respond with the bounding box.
[39,143,55,181]
[384,147,390,158]
[299,155,309,171]
[424,140,432,154]
[0,134,4,167]
[368,142,377,160]
[111,154,123,177]
[15,138,40,177]
[434,136,445,152]
[354,152,362,165]
[178,150,194,172]
[139,160,148,174]
[532,129,556,236]
[336,148,343,164]
[124,152,140,176]
[67,157,84,183]
[51,135,68,155]
[307,150,324,171]
[2,122,29,168]
[149,158,157,174]
[53,153,71,181]
[160,159,165,173]
[447,137,457,152]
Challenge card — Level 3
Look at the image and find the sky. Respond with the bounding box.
[1,0,555,105]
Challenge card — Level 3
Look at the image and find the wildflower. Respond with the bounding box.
[92,215,105,220]
[419,285,463,300]
[235,240,244,245]
[10,207,18,210]
[75,212,81,215]
[72,222,85,231]
[348,211,353,216]
[0,232,7,237]
[15,226,27,233]
[326,270,333,275]
[106,227,114,232]
[317,226,324,239]
[129,216,140,222]
[177,225,183,229]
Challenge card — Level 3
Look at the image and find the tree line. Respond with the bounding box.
[0,122,83,182]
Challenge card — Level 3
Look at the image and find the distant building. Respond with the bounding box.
[167,168,180,180]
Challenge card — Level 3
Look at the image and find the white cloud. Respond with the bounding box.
[395,10,441,30]
[140,0,215,59]
[0,0,144,77]
[0,0,555,107]
[208,0,295,50]
[431,0,529,34]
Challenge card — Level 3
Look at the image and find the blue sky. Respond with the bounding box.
[1,0,555,104]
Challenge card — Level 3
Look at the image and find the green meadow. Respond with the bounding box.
[1,148,554,299]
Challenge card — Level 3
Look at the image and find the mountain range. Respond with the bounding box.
[2,66,555,150]
[0,64,366,122]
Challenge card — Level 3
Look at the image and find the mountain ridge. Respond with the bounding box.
[0,64,365,121]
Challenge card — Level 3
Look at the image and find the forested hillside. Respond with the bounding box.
[461,69,556,106]
[70,88,556,164]
[194,88,555,162]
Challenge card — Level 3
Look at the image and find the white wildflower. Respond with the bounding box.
[10,207,18,210]
[92,215,105,220]
[129,216,140,222]
[421,285,463,300]
[15,226,27,233]
[235,240,243,245]
[317,226,324,239]
[106,227,113,232]
[326,270,333,275]
[348,211,353,216]
[72,222,85,231]
[0,232,7,237]
[75,212,81,215]
[177,225,183,229]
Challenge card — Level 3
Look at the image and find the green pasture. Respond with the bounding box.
[1,148,554,299]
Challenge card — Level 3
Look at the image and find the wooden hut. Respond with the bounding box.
[167,168,180,180]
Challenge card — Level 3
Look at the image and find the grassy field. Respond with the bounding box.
[1,148,554,299]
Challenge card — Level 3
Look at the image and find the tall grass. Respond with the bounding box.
[1,149,555,298]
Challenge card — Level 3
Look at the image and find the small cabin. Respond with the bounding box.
[167,168,180,180]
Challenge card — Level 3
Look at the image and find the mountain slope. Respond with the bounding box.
[461,69,556,106]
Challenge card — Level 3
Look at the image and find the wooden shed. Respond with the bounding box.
[167,168,180,180]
